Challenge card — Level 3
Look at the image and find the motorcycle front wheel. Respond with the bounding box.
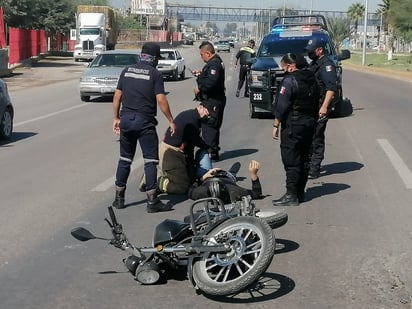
[255,208,288,229]
[192,216,275,296]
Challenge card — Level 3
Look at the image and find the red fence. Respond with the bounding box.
[6,27,182,66]
[8,28,47,65]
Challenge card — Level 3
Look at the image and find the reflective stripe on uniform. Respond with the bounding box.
[119,156,133,163]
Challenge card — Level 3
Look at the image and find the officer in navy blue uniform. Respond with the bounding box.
[192,41,226,161]
[272,53,320,206]
[305,38,339,179]
[112,42,176,213]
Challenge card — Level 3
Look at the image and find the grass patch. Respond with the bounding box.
[346,52,412,73]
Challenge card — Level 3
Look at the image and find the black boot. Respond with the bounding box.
[272,192,299,206]
[112,187,126,209]
[146,191,173,213]
[297,191,306,203]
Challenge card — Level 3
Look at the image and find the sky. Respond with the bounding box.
[110,0,381,12]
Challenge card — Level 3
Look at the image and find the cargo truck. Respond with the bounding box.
[73,5,118,62]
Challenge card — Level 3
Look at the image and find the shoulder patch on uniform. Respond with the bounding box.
[325,65,333,72]
[210,69,216,75]
[280,86,286,95]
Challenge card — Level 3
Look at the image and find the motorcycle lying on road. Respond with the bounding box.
[71,196,287,296]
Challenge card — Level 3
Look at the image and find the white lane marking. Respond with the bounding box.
[377,139,412,189]
[14,104,89,127]
[91,157,144,192]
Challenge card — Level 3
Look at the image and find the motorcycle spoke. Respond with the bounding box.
[222,265,231,282]
[234,261,246,275]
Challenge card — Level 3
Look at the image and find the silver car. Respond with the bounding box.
[79,50,141,102]
[0,79,14,139]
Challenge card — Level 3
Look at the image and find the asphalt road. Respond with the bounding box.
[1,46,412,309]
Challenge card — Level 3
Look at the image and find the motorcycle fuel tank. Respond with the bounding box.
[153,219,191,246]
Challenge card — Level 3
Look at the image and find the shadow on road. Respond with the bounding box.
[219,148,258,162]
[320,161,364,177]
[306,183,351,202]
[203,272,295,303]
[274,238,300,255]
[0,132,37,146]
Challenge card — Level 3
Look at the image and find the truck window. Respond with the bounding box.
[79,28,100,36]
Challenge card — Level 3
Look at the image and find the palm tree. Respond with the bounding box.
[347,2,365,49]
[377,0,393,60]
[327,17,352,53]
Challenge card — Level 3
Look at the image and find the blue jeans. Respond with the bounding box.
[195,149,212,179]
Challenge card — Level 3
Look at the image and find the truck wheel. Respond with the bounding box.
[180,67,185,80]
[249,103,257,119]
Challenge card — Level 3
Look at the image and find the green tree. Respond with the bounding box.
[2,0,108,32]
[223,23,237,37]
[326,17,352,53]
[377,0,394,59]
[388,0,412,42]
[117,14,142,30]
[347,2,365,48]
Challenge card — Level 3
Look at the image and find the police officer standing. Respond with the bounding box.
[305,38,339,179]
[192,41,226,161]
[112,42,176,213]
[235,39,256,98]
[272,53,320,206]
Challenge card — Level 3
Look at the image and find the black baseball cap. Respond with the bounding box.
[142,42,161,58]
[304,38,325,52]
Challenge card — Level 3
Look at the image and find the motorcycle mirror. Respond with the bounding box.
[71,227,99,241]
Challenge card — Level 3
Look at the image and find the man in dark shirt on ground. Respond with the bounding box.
[156,103,213,194]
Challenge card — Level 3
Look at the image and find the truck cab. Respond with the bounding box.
[74,13,107,62]
[248,15,351,118]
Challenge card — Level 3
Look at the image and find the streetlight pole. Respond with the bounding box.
[310,0,313,14]
[361,0,368,66]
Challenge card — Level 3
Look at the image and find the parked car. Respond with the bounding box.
[216,40,231,53]
[0,79,14,140]
[157,49,186,81]
[79,50,141,102]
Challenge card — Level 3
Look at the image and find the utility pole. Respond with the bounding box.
[361,0,368,66]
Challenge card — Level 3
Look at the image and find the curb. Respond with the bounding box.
[343,62,412,83]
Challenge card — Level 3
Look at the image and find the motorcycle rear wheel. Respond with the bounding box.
[192,216,275,296]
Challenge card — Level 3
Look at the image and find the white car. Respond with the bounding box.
[157,49,186,81]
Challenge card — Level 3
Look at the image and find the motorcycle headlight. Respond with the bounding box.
[249,70,267,88]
